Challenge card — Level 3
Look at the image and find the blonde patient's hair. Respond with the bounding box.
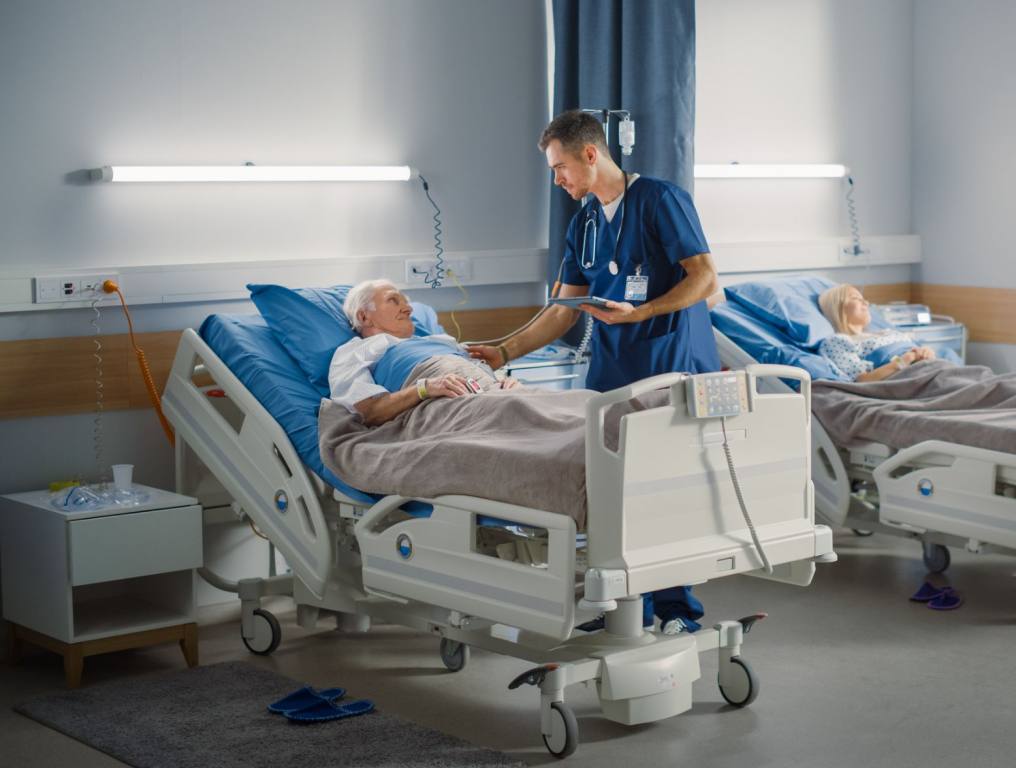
[818,284,858,335]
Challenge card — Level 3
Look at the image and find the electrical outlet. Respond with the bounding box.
[404,259,471,285]
[34,273,120,303]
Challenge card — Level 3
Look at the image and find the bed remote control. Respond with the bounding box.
[686,371,750,419]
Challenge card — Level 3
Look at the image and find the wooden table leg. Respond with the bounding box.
[179,623,199,668]
[63,645,84,689]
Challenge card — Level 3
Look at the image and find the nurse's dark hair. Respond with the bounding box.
[539,110,608,155]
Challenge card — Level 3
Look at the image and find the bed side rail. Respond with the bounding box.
[873,439,1016,550]
[356,494,578,640]
[161,329,333,598]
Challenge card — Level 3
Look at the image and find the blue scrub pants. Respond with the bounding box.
[643,586,704,631]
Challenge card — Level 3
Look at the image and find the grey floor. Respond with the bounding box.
[4,529,1016,768]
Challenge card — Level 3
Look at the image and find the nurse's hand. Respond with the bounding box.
[466,344,506,368]
[581,300,637,324]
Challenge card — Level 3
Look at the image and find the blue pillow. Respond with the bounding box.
[711,300,850,383]
[248,283,445,392]
[724,276,838,350]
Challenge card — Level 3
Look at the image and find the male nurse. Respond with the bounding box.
[469,109,720,634]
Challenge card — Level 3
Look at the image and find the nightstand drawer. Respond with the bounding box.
[69,505,202,586]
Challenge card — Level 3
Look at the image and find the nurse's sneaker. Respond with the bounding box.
[661,617,690,635]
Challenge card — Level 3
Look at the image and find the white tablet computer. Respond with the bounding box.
[547,296,613,310]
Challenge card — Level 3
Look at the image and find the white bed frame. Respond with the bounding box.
[714,329,1016,572]
[162,327,835,756]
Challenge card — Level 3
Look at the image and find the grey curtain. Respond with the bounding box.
[548,0,696,285]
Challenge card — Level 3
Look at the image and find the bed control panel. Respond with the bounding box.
[686,371,750,419]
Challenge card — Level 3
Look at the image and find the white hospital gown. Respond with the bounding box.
[818,330,914,381]
[328,333,462,413]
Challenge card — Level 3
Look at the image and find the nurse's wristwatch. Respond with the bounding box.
[416,378,429,400]
[498,344,511,368]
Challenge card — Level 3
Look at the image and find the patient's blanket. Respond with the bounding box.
[319,362,666,529]
[812,360,1016,453]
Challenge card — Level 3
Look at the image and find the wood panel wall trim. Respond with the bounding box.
[911,284,1016,344]
[0,307,544,420]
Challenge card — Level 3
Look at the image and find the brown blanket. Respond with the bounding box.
[318,358,668,529]
[811,360,1016,452]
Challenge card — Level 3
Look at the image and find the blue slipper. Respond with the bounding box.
[928,590,963,611]
[910,582,948,602]
[267,685,347,714]
[285,698,375,723]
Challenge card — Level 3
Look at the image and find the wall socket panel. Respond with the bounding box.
[404,259,472,285]
[34,274,120,303]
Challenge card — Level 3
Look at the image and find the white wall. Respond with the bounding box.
[913,0,1016,289]
[696,0,914,254]
[0,0,549,494]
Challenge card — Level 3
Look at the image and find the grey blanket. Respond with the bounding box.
[319,358,666,529]
[811,360,1016,453]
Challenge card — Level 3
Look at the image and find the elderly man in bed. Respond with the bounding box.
[329,279,520,426]
[817,284,937,382]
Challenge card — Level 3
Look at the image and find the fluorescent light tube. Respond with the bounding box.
[694,164,849,179]
[92,166,415,182]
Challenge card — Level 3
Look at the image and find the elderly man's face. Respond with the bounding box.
[360,286,414,338]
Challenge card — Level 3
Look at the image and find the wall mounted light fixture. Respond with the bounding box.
[90,165,416,182]
[694,164,848,179]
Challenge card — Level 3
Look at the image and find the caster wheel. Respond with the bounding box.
[542,701,578,759]
[719,656,759,708]
[923,542,951,573]
[851,528,874,537]
[439,639,470,672]
[242,608,281,655]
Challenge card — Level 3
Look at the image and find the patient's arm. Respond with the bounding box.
[855,348,923,383]
[355,374,470,426]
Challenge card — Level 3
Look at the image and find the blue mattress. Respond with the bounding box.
[199,313,380,506]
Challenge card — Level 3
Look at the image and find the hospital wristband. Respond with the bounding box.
[891,355,907,370]
[416,378,429,400]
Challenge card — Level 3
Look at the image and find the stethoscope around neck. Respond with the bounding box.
[580,171,627,272]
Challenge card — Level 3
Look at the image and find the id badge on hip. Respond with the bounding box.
[624,274,649,302]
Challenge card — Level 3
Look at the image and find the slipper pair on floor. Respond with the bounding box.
[268,685,374,723]
[910,582,964,610]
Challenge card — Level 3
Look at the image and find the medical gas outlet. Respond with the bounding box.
[35,273,120,304]
[405,259,471,285]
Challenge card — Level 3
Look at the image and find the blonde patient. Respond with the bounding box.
[817,284,936,383]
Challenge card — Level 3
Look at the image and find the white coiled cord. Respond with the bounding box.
[721,417,773,575]
[90,298,106,484]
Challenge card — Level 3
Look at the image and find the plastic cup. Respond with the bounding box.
[112,464,134,492]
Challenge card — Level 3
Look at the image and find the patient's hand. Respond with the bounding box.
[499,377,522,390]
[427,374,471,398]
[910,346,936,362]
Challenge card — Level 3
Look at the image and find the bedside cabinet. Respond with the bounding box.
[0,484,202,687]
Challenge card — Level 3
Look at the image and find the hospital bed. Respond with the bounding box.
[162,306,834,756]
[712,277,1016,574]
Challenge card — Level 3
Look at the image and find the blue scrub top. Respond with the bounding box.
[561,176,720,391]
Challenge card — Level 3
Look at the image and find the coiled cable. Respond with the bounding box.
[90,298,106,483]
[418,175,446,289]
[721,417,773,575]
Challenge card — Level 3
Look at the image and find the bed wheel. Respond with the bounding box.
[242,609,281,655]
[851,528,874,537]
[923,542,951,574]
[439,639,470,672]
[542,701,578,759]
[719,656,759,708]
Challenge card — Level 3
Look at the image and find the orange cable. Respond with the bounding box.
[104,281,175,446]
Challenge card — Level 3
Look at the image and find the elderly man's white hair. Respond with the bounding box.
[344,279,399,332]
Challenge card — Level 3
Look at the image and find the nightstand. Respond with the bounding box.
[0,484,202,687]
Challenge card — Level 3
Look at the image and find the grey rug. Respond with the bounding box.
[14,660,524,768]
